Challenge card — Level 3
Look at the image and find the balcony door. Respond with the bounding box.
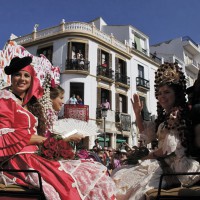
[97,88,112,109]
[139,96,150,121]
[138,65,144,78]
[97,49,112,68]
[116,93,127,114]
[67,42,88,60]
[70,82,84,103]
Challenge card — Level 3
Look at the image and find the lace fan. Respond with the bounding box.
[52,118,100,139]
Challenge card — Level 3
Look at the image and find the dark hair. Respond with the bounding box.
[155,83,187,130]
[27,96,47,135]
[155,83,191,155]
[50,85,64,99]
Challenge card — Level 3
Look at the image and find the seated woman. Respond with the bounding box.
[111,63,200,200]
[0,56,116,200]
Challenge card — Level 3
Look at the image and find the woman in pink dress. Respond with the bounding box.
[0,56,116,200]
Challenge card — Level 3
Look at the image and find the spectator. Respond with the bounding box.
[111,150,121,169]
[69,94,77,104]
[101,99,110,110]
[79,55,85,69]
[77,95,83,105]
[93,138,102,150]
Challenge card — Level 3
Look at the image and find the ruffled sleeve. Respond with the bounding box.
[0,90,36,158]
[140,121,156,144]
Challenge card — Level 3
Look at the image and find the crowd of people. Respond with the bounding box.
[0,56,200,200]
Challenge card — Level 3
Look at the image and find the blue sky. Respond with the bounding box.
[1,0,200,49]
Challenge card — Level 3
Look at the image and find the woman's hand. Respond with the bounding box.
[131,94,143,116]
[64,133,85,143]
[29,135,46,145]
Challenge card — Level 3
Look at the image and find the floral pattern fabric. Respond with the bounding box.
[0,90,116,200]
[111,121,200,200]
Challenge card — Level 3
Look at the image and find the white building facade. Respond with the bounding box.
[151,36,200,87]
[13,17,160,149]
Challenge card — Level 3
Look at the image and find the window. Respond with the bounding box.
[37,46,53,63]
[138,65,144,78]
[101,88,111,109]
[67,42,88,60]
[97,49,112,68]
[139,96,150,121]
[134,35,142,51]
[101,50,109,67]
[70,82,84,103]
[118,59,127,75]
[119,94,127,113]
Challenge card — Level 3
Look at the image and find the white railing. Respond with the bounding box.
[37,26,61,40]
[14,22,129,53]
[15,34,33,45]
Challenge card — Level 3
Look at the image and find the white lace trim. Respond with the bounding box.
[0,172,17,186]
[58,161,84,199]
[0,90,16,100]
[0,128,15,136]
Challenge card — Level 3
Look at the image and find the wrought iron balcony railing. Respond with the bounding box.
[115,73,130,86]
[65,59,90,72]
[97,65,114,80]
[136,77,150,90]
[150,53,162,64]
[115,112,131,131]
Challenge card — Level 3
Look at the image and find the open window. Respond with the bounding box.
[37,46,53,63]
[70,82,84,103]
[97,87,112,109]
[97,49,112,68]
[67,41,88,60]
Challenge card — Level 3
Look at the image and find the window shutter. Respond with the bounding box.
[115,57,119,71]
[97,87,101,107]
[97,48,101,66]
[109,90,112,110]
[115,93,119,112]
[125,95,128,113]
[124,61,127,74]
[109,53,112,69]
[67,42,72,59]
[85,43,89,61]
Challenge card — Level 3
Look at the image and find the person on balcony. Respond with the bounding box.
[101,99,110,110]
[69,94,77,104]
[78,55,85,70]
[76,95,83,105]
[0,56,116,200]
[111,62,200,200]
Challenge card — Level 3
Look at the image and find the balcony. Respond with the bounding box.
[182,36,200,55]
[136,77,150,92]
[96,108,117,131]
[185,60,200,74]
[64,104,89,121]
[14,22,129,56]
[115,112,131,131]
[64,59,90,75]
[132,43,148,56]
[97,65,114,83]
[150,53,162,64]
[115,73,130,89]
